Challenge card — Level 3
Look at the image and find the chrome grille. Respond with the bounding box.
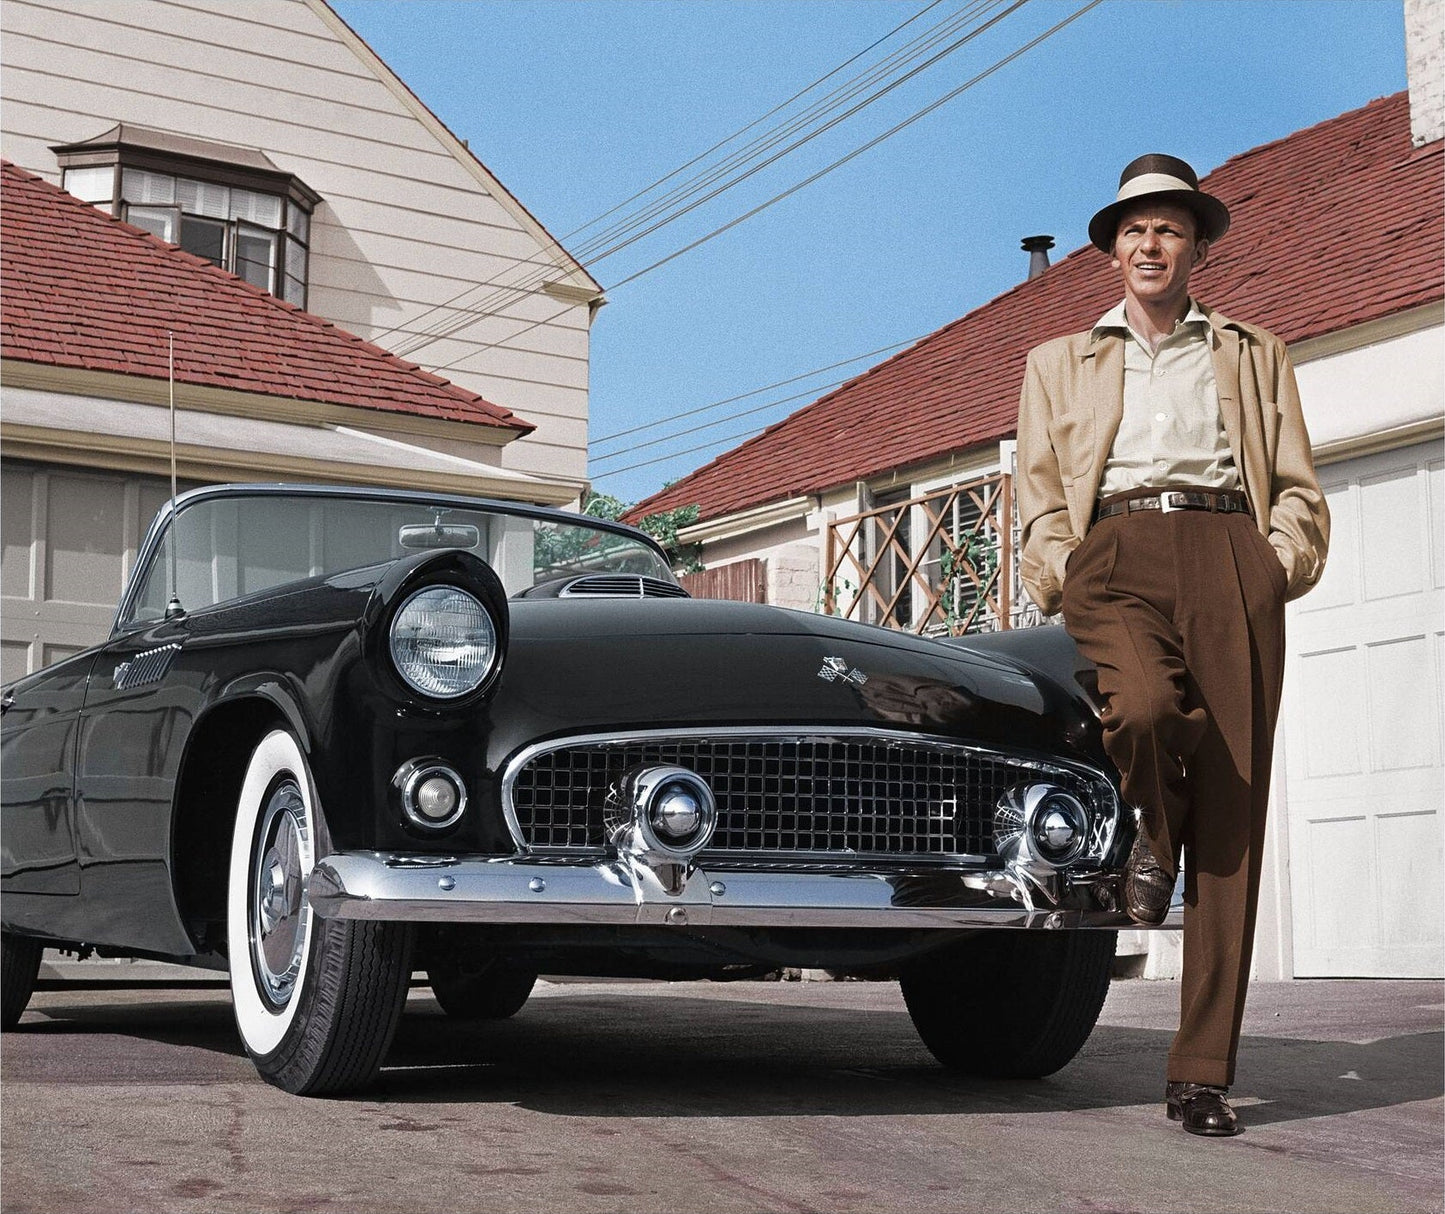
[506,732,1119,862]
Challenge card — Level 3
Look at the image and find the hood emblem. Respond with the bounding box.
[818,656,868,686]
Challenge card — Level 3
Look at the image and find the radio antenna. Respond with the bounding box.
[164,331,184,620]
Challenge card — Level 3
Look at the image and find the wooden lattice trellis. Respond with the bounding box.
[822,473,1015,635]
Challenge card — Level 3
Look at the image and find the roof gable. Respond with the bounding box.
[307,0,600,298]
[0,162,533,432]
[634,92,1443,523]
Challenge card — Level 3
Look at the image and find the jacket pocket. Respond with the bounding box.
[1047,408,1095,480]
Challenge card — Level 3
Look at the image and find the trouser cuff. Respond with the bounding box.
[1167,1053,1234,1087]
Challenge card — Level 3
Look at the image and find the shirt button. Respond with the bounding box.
[1156,460,1168,470]
[1155,412,1167,421]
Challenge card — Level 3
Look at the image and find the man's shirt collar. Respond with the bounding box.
[1091,298,1210,344]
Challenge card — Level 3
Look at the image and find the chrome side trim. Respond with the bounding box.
[307,851,1172,930]
[500,726,1122,860]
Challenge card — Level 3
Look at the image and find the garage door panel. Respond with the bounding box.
[1361,465,1427,601]
[1298,477,1357,614]
[1285,439,1443,978]
[1429,458,1443,589]
[1300,814,1374,952]
[1376,810,1442,948]
[1365,634,1441,771]
[1297,647,1365,778]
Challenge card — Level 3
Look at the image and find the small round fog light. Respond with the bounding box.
[394,760,468,831]
[650,784,702,840]
[416,775,460,821]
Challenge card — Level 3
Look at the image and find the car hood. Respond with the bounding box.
[490,600,1100,764]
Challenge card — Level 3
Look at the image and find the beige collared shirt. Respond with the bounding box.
[1094,299,1241,497]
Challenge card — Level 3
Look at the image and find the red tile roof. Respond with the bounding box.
[0,162,532,433]
[633,92,1442,524]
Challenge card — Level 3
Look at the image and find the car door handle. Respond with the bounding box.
[1,691,13,715]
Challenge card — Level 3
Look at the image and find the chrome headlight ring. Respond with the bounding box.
[388,584,499,700]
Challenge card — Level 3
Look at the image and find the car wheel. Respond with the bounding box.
[900,930,1116,1078]
[427,956,537,1021]
[227,729,414,1095]
[1,932,43,1030]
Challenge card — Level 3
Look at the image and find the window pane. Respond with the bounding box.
[284,238,308,306]
[286,204,310,244]
[179,215,226,266]
[230,187,282,229]
[122,168,175,205]
[127,206,178,243]
[235,226,276,292]
[176,176,229,219]
[63,165,115,204]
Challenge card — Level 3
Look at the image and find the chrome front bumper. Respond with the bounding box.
[308,852,1183,930]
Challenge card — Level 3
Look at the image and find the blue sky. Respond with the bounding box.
[331,0,1407,505]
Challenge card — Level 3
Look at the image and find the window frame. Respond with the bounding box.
[56,137,319,310]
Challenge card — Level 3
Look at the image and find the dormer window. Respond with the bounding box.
[54,124,319,308]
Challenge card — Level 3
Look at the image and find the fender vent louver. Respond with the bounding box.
[113,643,181,690]
[559,576,689,599]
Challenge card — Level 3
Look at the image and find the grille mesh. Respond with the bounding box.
[559,575,689,599]
[508,734,1117,861]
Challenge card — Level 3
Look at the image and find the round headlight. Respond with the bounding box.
[389,585,497,699]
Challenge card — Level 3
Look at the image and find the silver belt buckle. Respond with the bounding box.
[1159,492,1187,513]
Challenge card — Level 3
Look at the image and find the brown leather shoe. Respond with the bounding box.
[1123,834,1172,925]
[1166,1081,1240,1136]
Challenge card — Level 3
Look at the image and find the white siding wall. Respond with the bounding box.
[0,0,590,488]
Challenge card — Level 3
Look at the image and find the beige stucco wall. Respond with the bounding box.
[0,0,592,495]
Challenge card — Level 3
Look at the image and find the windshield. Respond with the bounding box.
[124,491,673,624]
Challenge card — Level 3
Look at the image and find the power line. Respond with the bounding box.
[385,0,1012,362]
[588,377,854,465]
[419,0,1102,383]
[591,335,915,446]
[608,0,1103,292]
[566,0,953,246]
[590,422,787,482]
[367,0,958,352]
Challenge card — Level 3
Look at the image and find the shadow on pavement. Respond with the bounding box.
[12,989,1437,1127]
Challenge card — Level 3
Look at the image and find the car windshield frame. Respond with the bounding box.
[114,484,677,632]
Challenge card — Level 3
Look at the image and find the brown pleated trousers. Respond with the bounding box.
[1061,492,1286,1087]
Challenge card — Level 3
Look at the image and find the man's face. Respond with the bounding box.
[1110,202,1207,312]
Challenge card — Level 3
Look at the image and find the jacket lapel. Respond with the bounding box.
[1209,320,1249,494]
[1086,334,1125,478]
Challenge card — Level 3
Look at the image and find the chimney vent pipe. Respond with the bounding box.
[1021,235,1055,280]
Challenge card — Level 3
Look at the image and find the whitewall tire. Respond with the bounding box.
[227,729,413,1095]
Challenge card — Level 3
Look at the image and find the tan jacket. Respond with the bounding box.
[1016,302,1329,616]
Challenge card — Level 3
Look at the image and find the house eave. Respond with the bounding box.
[677,496,814,546]
[0,360,522,448]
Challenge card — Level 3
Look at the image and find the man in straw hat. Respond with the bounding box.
[1015,154,1330,1136]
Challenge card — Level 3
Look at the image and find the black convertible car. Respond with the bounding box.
[1,483,1153,1095]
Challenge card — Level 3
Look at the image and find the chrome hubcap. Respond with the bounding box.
[251,778,311,1009]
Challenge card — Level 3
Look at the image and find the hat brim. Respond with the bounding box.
[1088,189,1231,252]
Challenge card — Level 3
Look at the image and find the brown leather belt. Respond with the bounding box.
[1094,489,1252,522]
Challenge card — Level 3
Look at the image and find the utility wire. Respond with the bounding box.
[591,334,915,446]
[588,377,855,465]
[609,0,1102,292]
[566,0,953,244]
[368,0,956,351]
[590,421,790,481]
[385,0,1011,361]
[426,0,1101,383]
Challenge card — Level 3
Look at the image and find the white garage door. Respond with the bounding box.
[1282,440,1443,978]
